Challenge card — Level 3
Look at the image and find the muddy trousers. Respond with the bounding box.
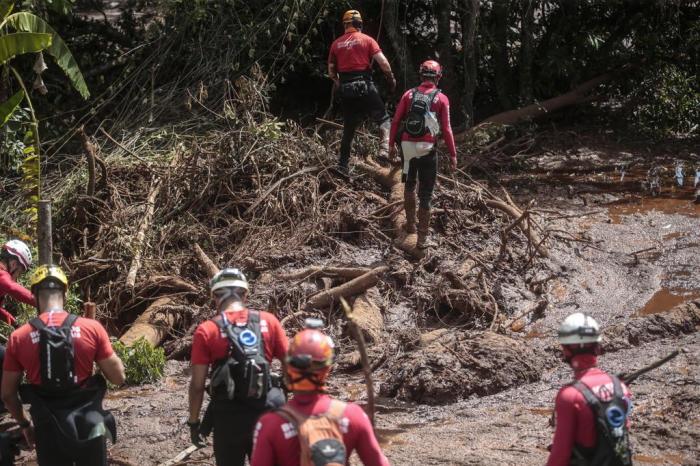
[212,403,264,466]
[339,82,389,169]
[35,426,106,466]
[404,151,438,209]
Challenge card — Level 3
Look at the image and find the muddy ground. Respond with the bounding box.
[13,130,700,465]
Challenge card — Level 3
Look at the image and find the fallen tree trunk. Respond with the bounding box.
[305,266,389,310]
[120,297,178,347]
[193,243,220,279]
[456,72,613,142]
[351,288,384,343]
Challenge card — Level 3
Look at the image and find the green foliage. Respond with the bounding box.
[112,338,166,386]
[3,11,90,98]
[624,65,700,139]
[0,90,24,126]
[0,31,51,63]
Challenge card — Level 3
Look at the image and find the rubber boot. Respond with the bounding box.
[416,207,432,249]
[378,120,391,158]
[403,190,417,234]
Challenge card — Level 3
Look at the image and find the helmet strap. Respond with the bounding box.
[288,371,327,392]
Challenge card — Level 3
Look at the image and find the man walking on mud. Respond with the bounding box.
[328,9,396,175]
[547,313,633,466]
[187,268,287,466]
[388,60,457,249]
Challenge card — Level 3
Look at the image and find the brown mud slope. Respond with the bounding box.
[381,331,544,404]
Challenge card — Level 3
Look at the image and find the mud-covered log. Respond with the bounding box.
[126,176,162,288]
[305,266,389,310]
[120,297,178,347]
[193,243,220,279]
[277,266,375,281]
[352,288,384,343]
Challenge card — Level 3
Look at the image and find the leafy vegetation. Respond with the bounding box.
[112,337,166,386]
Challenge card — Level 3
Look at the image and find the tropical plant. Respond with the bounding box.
[112,338,166,385]
[0,0,89,225]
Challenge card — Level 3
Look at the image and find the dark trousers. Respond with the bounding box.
[35,423,107,466]
[212,403,264,466]
[404,151,438,209]
[339,81,389,168]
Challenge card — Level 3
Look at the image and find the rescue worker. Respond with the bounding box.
[547,313,633,466]
[251,326,390,466]
[1,265,125,466]
[187,267,288,466]
[388,60,457,249]
[0,240,35,326]
[328,9,396,174]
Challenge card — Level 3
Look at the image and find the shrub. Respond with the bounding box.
[112,337,166,385]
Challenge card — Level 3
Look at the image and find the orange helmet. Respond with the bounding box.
[342,9,362,25]
[419,60,443,79]
[285,329,335,392]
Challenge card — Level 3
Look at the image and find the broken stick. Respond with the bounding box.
[305,266,389,310]
[340,297,375,426]
[193,243,220,279]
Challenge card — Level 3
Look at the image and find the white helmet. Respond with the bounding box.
[210,267,249,296]
[3,240,32,270]
[558,312,601,345]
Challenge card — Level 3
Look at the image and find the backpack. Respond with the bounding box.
[29,314,79,390]
[278,399,347,466]
[571,376,632,466]
[404,88,440,137]
[209,310,270,402]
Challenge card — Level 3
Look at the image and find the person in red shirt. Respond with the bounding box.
[547,313,633,466]
[188,267,288,466]
[328,10,396,174]
[388,60,457,249]
[251,326,390,466]
[0,240,35,326]
[1,264,125,466]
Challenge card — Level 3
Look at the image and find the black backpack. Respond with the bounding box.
[29,314,79,391]
[571,376,632,466]
[209,310,270,403]
[404,88,440,137]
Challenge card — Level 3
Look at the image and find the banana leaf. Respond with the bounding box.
[0,89,23,127]
[0,0,13,20]
[0,32,51,64]
[3,12,90,99]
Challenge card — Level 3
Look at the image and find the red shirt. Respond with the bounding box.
[546,354,632,466]
[389,81,457,160]
[328,31,382,73]
[3,310,114,385]
[0,266,36,325]
[190,309,287,366]
[251,393,390,466]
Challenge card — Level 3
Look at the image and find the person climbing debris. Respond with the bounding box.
[0,240,35,327]
[251,325,390,466]
[0,265,125,466]
[188,267,288,466]
[547,313,633,466]
[388,60,457,249]
[328,9,396,175]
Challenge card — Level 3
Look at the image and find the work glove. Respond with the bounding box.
[385,72,397,94]
[449,157,457,173]
[187,420,206,448]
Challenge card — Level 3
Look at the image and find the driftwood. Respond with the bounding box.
[305,266,389,310]
[119,297,179,347]
[193,243,220,279]
[126,176,162,288]
[277,266,375,281]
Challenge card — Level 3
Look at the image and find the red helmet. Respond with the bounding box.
[419,60,443,79]
[285,329,335,392]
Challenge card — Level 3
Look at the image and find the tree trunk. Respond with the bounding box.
[383,0,418,90]
[119,297,179,347]
[492,0,512,110]
[518,0,535,105]
[461,0,480,126]
[436,0,456,103]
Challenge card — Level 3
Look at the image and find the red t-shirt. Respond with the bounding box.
[3,310,115,385]
[251,393,390,466]
[389,81,457,160]
[546,355,632,466]
[328,31,382,73]
[0,267,36,325]
[190,309,288,366]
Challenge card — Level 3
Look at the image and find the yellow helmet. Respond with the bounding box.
[342,9,362,24]
[30,264,68,293]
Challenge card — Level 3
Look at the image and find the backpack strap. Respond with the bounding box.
[247,310,263,355]
[573,380,604,417]
[610,374,624,399]
[29,317,47,331]
[325,400,347,420]
[277,404,307,427]
[61,314,79,330]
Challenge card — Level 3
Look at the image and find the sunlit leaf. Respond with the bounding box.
[0,89,23,127]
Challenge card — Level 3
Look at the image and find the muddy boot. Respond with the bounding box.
[416,207,432,249]
[404,191,417,234]
[378,121,391,158]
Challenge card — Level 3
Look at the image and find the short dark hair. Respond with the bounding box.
[0,250,15,266]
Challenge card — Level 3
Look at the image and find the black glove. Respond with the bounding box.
[187,420,205,447]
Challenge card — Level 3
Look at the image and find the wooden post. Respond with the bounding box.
[37,200,52,266]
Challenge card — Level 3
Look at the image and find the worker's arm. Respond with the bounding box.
[350,404,391,466]
[97,353,125,386]
[438,95,457,169]
[250,416,277,466]
[388,91,410,156]
[0,273,35,307]
[1,370,34,446]
[328,62,339,88]
[372,52,396,92]
[546,388,578,466]
[188,364,208,423]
